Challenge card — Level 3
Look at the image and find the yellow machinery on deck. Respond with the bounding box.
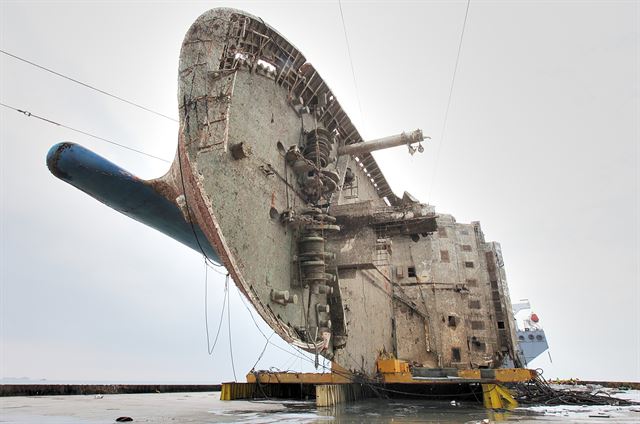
[221,357,534,409]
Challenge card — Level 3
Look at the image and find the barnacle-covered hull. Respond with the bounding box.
[47,8,524,377]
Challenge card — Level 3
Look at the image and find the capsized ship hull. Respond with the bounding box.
[47,8,523,377]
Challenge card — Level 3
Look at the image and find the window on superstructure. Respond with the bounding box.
[471,321,485,330]
[464,261,475,268]
[451,348,461,362]
[469,300,481,309]
[447,315,457,328]
[342,176,359,200]
[497,321,505,329]
[440,250,450,263]
[472,341,486,352]
[465,278,478,287]
[407,267,416,278]
[461,244,472,252]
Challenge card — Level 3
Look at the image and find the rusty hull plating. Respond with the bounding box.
[47,8,524,377]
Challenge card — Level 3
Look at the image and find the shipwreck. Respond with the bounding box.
[46,8,546,406]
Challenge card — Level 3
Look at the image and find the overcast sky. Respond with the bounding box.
[1,1,638,383]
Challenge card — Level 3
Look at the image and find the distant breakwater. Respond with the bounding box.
[1,384,222,397]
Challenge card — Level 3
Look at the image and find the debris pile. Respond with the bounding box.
[513,374,638,406]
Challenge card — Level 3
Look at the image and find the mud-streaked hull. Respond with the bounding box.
[48,8,524,377]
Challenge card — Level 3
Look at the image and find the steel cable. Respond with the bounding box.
[1,49,178,122]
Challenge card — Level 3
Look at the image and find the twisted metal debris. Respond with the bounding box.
[512,373,638,406]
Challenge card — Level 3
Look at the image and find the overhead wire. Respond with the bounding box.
[3,47,234,365]
[2,72,232,370]
[1,50,181,164]
[337,0,365,122]
[428,0,471,202]
[0,102,171,163]
[0,49,178,122]
[3,61,226,285]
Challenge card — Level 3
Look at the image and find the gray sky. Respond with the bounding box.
[1,1,638,383]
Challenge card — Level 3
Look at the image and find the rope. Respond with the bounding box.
[227,278,238,381]
[251,332,276,371]
[204,265,228,354]
[428,0,471,201]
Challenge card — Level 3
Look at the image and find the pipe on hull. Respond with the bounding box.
[337,129,425,157]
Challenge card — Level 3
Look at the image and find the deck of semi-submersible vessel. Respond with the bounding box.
[46,7,542,407]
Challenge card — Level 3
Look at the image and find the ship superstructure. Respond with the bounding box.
[513,300,549,365]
